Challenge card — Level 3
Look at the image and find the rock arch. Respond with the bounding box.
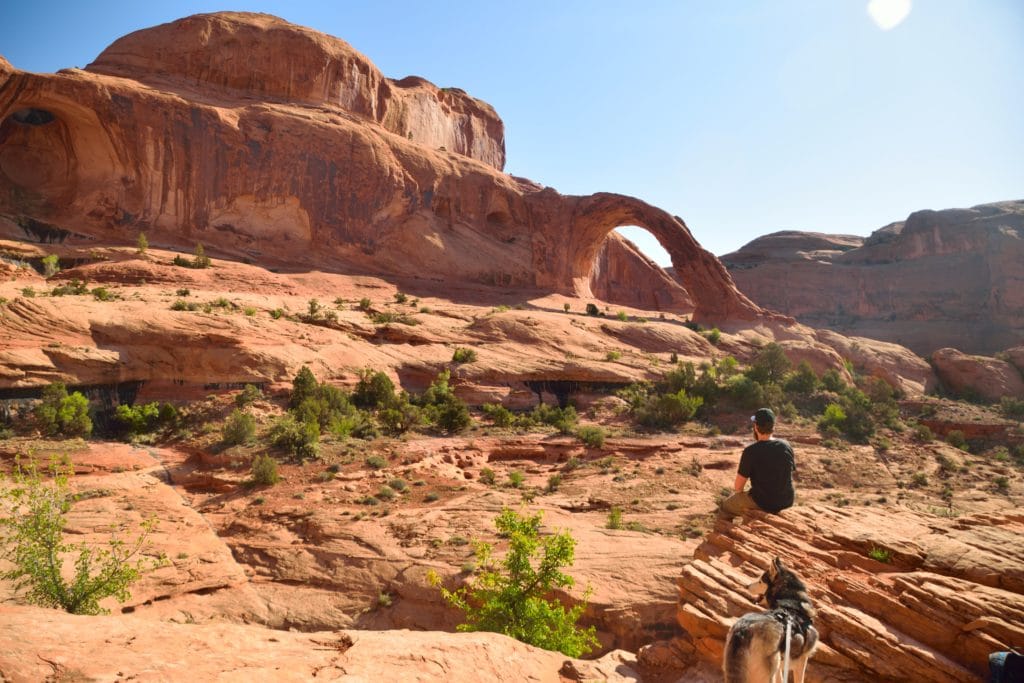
[529,192,764,322]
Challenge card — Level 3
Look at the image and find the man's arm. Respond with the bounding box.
[733,474,748,493]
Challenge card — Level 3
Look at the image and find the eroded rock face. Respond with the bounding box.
[932,347,1024,401]
[657,507,1024,682]
[0,12,760,324]
[722,202,1024,355]
[590,231,694,314]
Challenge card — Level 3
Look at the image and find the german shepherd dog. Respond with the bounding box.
[723,557,819,683]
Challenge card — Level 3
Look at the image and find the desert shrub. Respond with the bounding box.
[913,423,934,442]
[616,311,628,322]
[818,403,847,433]
[371,311,419,325]
[531,403,578,435]
[480,467,497,485]
[1000,396,1024,420]
[452,347,477,363]
[576,425,605,449]
[222,409,256,446]
[585,303,600,316]
[268,415,319,460]
[705,328,721,345]
[358,297,372,311]
[724,375,766,410]
[605,350,621,361]
[34,384,92,438]
[91,287,114,301]
[365,455,387,469]
[0,459,155,614]
[394,292,408,304]
[783,361,819,396]
[251,454,280,485]
[235,384,263,407]
[21,286,35,298]
[192,243,210,268]
[353,368,396,409]
[910,472,929,488]
[113,402,164,437]
[820,368,847,393]
[867,547,891,563]
[289,366,319,408]
[745,342,791,386]
[546,474,563,493]
[507,471,525,488]
[330,411,379,440]
[481,403,515,428]
[432,508,597,657]
[606,506,623,530]
[136,232,148,254]
[378,393,423,434]
[419,370,472,433]
[947,430,968,451]
[50,279,89,296]
[388,478,407,492]
[433,400,472,433]
[41,254,60,278]
[635,390,703,429]
[270,308,285,319]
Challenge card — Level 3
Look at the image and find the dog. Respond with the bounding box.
[723,556,819,683]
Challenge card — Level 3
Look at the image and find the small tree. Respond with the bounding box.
[222,409,256,446]
[34,383,92,438]
[433,508,598,657]
[136,232,148,254]
[41,254,60,278]
[0,460,155,615]
[290,366,319,409]
[192,243,211,268]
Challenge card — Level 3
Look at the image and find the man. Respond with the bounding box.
[719,408,795,518]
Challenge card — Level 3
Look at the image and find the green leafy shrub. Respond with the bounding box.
[0,460,154,614]
[616,311,629,322]
[452,347,477,363]
[112,402,173,437]
[867,547,891,563]
[41,254,60,278]
[394,292,408,304]
[91,287,114,301]
[480,467,497,485]
[531,403,577,434]
[235,384,263,407]
[783,361,820,395]
[635,390,703,429]
[34,384,92,437]
[576,425,605,448]
[704,327,721,345]
[222,409,256,446]
[251,454,280,485]
[432,509,598,657]
[745,342,791,385]
[268,415,319,460]
[946,430,968,451]
[481,403,514,428]
[605,350,621,361]
[606,506,623,530]
[353,369,396,409]
[50,279,89,296]
[507,471,525,488]
[913,423,934,442]
[358,297,372,311]
[820,368,847,393]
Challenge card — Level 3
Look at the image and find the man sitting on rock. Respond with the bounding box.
[719,408,795,519]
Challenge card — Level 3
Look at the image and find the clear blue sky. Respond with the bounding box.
[2,1,1022,262]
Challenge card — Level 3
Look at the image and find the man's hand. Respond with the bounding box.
[733,474,748,493]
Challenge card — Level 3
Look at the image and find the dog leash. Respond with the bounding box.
[782,617,792,682]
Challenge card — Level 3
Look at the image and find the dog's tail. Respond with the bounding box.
[723,627,753,683]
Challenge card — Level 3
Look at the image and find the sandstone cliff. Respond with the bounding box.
[0,11,761,324]
[722,201,1024,356]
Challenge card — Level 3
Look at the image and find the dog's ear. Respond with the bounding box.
[771,556,784,577]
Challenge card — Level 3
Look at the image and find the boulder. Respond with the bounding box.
[932,347,1024,402]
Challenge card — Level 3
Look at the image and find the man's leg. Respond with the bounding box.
[719,490,760,517]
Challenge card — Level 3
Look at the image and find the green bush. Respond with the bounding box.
[353,368,396,409]
[235,384,263,407]
[947,430,968,451]
[481,403,515,428]
[606,506,623,530]
[0,460,154,614]
[705,328,721,345]
[251,454,280,485]
[41,254,60,278]
[531,404,578,434]
[745,342,791,385]
[508,471,525,488]
[820,368,847,392]
[576,426,605,448]
[222,409,256,446]
[480,467,497,485]
[635,390,703,429]
[378,393,423,434]
[113,402,162,437]
[452,347,477,363]
[365,455,387,469]
[783,361,819,395]
[136,232,148,254]
[50,279,89,296]
[268,415,319,460]
[91,287,114,301]
[432,508,598,657]
[1000,396,1024,420]
[34,384,92,438]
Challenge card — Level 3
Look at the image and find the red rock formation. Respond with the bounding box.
[590,231,694,314]
[0,12,761,325]
[654,507,1024,682]
[932,347,1024,401]
[722,202,1024,355]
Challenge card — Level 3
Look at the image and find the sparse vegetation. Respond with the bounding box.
[452,347,477,363]
[251,454,280,485]
[431,508,597,657]
[0,459,155,615]
[576,425,605,449]
[606,506,623,530]
[867,547,891,563]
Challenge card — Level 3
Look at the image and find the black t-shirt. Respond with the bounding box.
[738,438,795,513]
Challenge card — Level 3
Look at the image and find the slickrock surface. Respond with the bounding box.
[722,201,1024,356]
[0,605,642,682]
[659,507,1024,682]
[931,347,1024,402]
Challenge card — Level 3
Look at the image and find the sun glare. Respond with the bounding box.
[867,0,912,31]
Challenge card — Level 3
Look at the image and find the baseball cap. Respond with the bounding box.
[751,408,775,431]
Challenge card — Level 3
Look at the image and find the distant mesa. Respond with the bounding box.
[722,200,1024,356]
[0,11,761,324]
